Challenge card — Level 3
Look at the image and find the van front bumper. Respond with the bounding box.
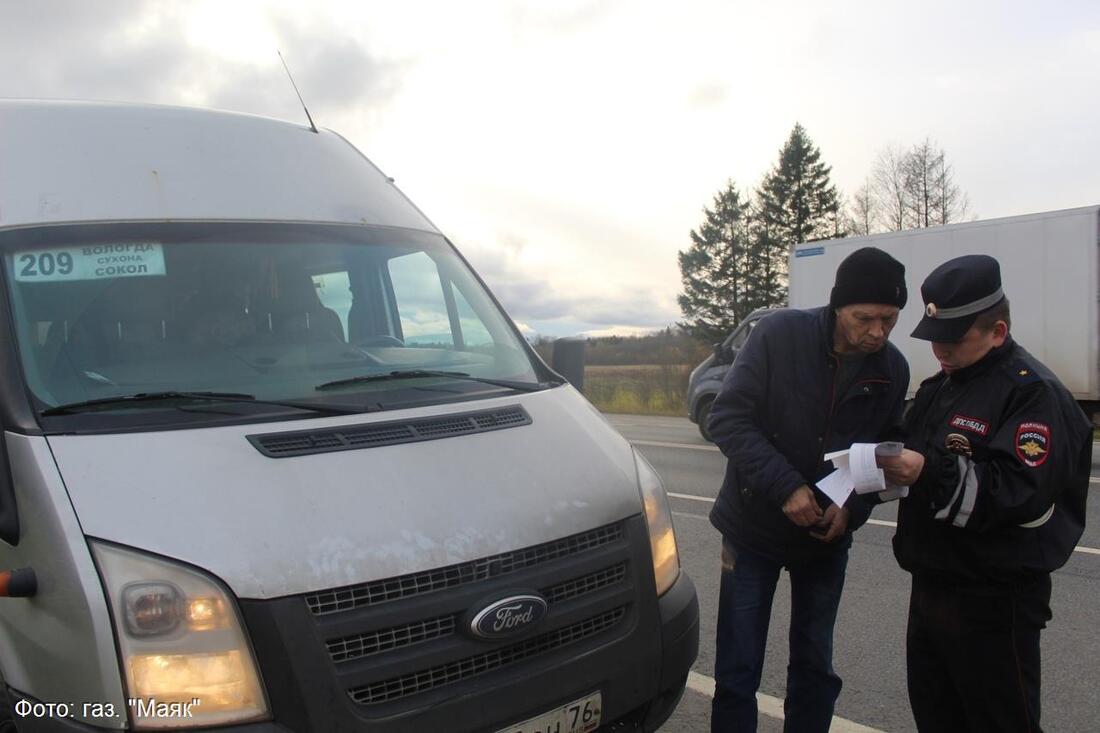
[14,516,699,732]
[7,566,697,733]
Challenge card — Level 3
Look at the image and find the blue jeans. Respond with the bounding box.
[711,540,849,733]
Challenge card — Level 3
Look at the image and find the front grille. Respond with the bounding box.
[240,517,648,727]
[248,404,531,458]
[348,607,627,706]
[325,563,629,664]
[544,563,627,604]
[306,523,623,615]
[327,615,457,663]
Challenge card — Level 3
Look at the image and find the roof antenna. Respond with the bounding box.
[278,50,318,133]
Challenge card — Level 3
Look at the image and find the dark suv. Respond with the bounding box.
[686,308,775,441]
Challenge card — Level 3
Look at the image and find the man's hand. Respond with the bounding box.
[782,485,823,527]
[811,503,850,542]
[878,449,926,486]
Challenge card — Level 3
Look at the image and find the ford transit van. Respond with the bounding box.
[0,100,698,732]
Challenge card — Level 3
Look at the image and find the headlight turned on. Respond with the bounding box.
[633,448,681,596]
[91,541,268,729]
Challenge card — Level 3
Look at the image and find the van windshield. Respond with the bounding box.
[2,222,543,428]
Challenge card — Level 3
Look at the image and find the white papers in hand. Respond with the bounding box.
[817,467,854,506]
[815,441,910,505]
[849,443,885,494]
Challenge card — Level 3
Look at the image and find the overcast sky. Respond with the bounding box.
[3,0,1098,337]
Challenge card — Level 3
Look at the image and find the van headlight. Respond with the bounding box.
[90,541,269,729]
[634,449,680,596]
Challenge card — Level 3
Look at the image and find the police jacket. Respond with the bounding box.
[708,306,909,565]
[893,338,1091,586]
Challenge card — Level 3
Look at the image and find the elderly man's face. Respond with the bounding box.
[834,304,899,354]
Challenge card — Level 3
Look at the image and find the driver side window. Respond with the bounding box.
[726,319,758,351]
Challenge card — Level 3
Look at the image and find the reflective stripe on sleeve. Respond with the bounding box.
[951,460,978,528]
[934,455,969,523]
[1019,504,1055,529]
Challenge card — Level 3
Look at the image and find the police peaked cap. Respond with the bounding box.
[911,254,1006,343]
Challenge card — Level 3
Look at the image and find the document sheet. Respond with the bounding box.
[816,441,908,506]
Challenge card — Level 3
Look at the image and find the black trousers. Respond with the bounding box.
[906,574,1052,733]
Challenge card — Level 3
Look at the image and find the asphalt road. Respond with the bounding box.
[604,414,1100,733]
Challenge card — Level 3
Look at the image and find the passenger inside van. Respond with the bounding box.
[249,258,344,343]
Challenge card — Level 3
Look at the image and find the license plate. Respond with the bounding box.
[495,692,602,733]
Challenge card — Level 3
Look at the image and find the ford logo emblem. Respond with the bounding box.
[470,594,548,640]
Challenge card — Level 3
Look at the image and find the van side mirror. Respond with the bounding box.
[0,437,20,546]
[551,338,586,391]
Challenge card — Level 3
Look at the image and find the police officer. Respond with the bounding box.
[879,254,1091,732]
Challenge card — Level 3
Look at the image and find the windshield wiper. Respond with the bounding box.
[315,369,555,393]
[41,391,370,416]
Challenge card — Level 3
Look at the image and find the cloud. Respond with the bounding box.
[506,0,624,36]
[687,82,728,109]
[0,1,405,125]
[579,325,659,338]
[463,238,679,332]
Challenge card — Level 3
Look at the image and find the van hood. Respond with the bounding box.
[47,388,643,599]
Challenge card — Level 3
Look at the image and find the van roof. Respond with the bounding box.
[0,99,438,232]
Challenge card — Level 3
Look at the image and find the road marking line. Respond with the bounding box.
[669,492,715,503]
[667,493,1100,556]
[1091,478,1100,484]
[632,439,721,452]
[686,671,886,733]
[672,511,711,520]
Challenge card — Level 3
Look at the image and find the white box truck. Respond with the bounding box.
[789,205,1100,420]
[0,100,698,732]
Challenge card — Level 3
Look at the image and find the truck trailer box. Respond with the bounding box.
[789,205,1100,415]
[0,100,698,732]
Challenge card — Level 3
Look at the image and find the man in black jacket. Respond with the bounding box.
[708,247,910,733]
[880,255,1090,732]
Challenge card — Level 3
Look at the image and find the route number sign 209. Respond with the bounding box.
[13,243,166,283]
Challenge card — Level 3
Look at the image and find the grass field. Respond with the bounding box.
[583,364,693,417]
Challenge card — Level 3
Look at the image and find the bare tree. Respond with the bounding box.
[871,138,970,230]
[903,138,938,228]
[932,152,971,224]
[846,179,876,236]
[871,144,909,231]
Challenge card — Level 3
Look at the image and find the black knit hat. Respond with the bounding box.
[829,247,908,310]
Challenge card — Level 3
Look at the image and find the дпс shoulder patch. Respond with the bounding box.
[1015,422,1050,467]
[949,414,990,436]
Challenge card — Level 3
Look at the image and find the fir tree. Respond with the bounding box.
[743,205,788,313]
[677,181,752,343]
[757,123,845,257]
